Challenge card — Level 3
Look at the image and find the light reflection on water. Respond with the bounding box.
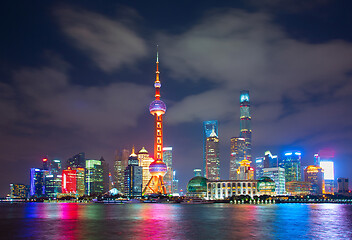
[0,203,351,239]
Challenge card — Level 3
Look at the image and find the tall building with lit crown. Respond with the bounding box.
[125,147,143,197]
[143,50,168,195]
[203,120,218,177]
[237,159,254,180]
[138,147,154,195]
[239,90,252,161]
[205,128,220,180]
[229,137,246,180]
[163,147,173,194]
[30,168,46,198]
[304,165,325,195]
[114,149,129,193]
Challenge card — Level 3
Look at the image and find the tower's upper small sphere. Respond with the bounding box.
[149,160,167,176]
[149,100,166,115]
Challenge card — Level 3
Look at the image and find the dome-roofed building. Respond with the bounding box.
[138,147,149,154]
[257,177,276,195]
[187,176,208,198]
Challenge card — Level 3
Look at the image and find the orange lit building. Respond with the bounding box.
[304,165,325,195]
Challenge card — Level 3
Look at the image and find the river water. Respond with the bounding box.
[0,203,351,239]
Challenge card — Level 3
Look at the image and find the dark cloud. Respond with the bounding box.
[159,9,352,150]
[55,7,148,72]
[246,0,331,12]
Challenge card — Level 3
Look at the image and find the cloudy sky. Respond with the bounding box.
[1,0,352,196]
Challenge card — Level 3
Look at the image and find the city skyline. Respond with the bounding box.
[1,1,352,196]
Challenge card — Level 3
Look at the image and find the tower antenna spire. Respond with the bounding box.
[156,44,159,63]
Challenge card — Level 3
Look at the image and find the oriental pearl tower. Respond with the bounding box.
[142,49,168,195]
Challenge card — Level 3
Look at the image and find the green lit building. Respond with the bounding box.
[187,176,208,198]
[85,159,104,195]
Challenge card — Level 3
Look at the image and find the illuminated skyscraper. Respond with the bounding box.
[138,147,154,195]
[67,152,85,169]
[239,90,251,161]
[62,169,76,194]
[114,149,129,193]
[172,171,179,195]
[337,178,349,194]
[30,168,47,198]
[280,151,302,182]
[237,159,254,180]
[304,165,325,195]
[264,151,278,168]
[100,157,110,193]
[42,157,49,170]
[316,149,335,194]
[143,50,168,194]
[163,147,173,194]
[203,120,218,177]
[205,128,220,180]
[85,159,104,195]
[44,174,62,198]
[10,184,29,198]
[50,159,62,174]
[255,157,264,179]
[229,137,246,180]
[262,167,285,195]
[124,147,143,197]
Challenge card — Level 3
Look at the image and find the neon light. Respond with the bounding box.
[43,158,48,162]
[294,152,301,156]
[285,152,292,156]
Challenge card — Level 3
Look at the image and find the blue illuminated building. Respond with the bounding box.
[279,151,302,182]
[203,120,218,177]
[30,168,46,198]
[255,157,264,179]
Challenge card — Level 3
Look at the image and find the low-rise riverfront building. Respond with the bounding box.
[207,180,258,200]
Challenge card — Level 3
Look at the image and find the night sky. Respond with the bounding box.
[1,0,352,196]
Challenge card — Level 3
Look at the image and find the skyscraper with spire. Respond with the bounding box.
[203,120,218,178]
[205,127,220,180]
[239,90,252,161]
[143,49,168,195]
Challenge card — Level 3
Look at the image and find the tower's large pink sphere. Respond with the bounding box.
[149,160,167,176]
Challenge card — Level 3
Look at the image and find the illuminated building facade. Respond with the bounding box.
[257,177,276,195]
[100,157,110,193]
[264,151,278,168]
[163,147,173,194]
[44,174,62,198]
[229,137,246,180]
[138,147,154,195]
[285,181,311,196]
[239,90,252,161]
[207,180,259,200]
[203,120,218,177]
[172,171,179,195]
[280,151,302,182]
[143,51,168,194]
[67,152,85,169]
[85,159,104,195]
[62,169,76,194]
[187,176,207,198]
[124,147,143,197]
[262,167,285,195]
[237,159,254,180]
[255,157,264,179]
[337,178,349,194]
[10,184,29,198]
[316,150,335,194]
[50,159,62,174]
[30,168,46,198]
[114,149,129,193]
[61,168,85,196]
[205,128,220,180]
[304,165,325,195]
